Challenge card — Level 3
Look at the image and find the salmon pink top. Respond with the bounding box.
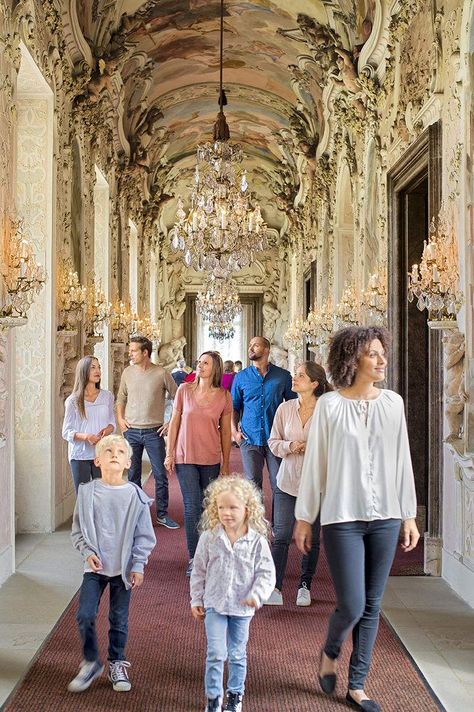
[174,383,233,465]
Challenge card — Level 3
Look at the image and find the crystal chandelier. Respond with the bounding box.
[197,274,241,341]
[208,319,235,341]
[0,216,46,319]
[407,204,463,321]
[171,0,268,276]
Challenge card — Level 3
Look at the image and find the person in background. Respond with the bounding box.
[234,361,243,373]
[62,356,115,493]
[295,326,419,712]
[165,351,232,576]
[172,359,188,387]
[231,336,296,497]
[117,336,179,530]
[265,362,332,607]
[190,476,275,712]
[221,360,236,392]
[185,359,198,383]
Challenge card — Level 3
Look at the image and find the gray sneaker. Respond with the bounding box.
[68,659,104,692]
[108,660,131,691]
[205,697,222,711]
[156,515,180,529]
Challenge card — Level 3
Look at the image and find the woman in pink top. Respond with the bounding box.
[165,351,232,575]
[265,362,332,607]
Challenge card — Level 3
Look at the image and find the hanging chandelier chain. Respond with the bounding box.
[219,0,224,112]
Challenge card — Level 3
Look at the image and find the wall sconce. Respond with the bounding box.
[0,216,46,321]
[285,317,305,352]
[84,279,112,337]
[362,264,387,325]
[407,204,463,324]
[57,259,86,331]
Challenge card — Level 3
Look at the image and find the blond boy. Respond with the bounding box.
[69,435,156,693]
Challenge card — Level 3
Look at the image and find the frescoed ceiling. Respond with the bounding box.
[74,0,375,235]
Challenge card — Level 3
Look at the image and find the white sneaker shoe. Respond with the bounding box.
[296,583,311,606]
[68,660,104,692]
[264,589,283,605]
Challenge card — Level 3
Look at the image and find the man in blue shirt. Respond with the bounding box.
[231,336,296,494]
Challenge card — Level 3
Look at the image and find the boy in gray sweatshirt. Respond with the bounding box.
[68,434,156,693]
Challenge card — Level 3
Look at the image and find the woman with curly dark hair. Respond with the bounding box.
[294,326,419,712]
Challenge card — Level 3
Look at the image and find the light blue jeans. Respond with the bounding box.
[204,608,252,699]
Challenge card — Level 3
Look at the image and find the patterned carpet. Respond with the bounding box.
[3,450,439,711]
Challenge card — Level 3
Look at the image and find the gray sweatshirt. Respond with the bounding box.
[71,479,156,590]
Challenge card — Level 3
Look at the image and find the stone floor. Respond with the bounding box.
[0,529,473,711]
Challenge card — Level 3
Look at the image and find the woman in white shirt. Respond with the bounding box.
[62,356,116,492]
[265,362,332,607]
[295,327,419,712]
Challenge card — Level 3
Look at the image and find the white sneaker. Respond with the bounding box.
[296,583,311,606]
[264,589,283,605]
[67,660,104,692]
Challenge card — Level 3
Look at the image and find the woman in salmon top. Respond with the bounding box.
[165,351,232,576]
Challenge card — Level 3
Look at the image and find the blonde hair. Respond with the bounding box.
[200,475,270,538]
[95,434,132,459]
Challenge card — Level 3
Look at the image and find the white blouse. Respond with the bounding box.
[268,399,313,497]
[295,389,417,526]
[62,389,116,461]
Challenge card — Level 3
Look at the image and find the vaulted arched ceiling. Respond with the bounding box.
[74,0,373,234]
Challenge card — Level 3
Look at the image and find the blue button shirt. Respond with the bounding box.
[231,363,296,446]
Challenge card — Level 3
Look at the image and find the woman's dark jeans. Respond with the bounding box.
[323,518,401,689]
[77,572,131,662]
[272,486,321,591]
[70,459,101,493]
[175,463,220,559]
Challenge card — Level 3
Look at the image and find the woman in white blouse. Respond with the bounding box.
[265,361,332,607]
[295,327,419,712]
[62,356,115,492]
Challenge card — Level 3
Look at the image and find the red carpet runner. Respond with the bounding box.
[4,450,439,711]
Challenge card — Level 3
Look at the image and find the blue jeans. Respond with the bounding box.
[175,463,220,559]
[272,487,321,591]
[239,441,281,493]
[124,427,168,518]
[204,608,252,699]
[70,459,101,493]
[323,519,401,689]
[76,573,131,662]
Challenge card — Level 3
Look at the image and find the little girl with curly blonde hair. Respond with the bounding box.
[190,475,276,712]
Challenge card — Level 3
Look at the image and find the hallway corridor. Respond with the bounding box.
[1,464,473,711]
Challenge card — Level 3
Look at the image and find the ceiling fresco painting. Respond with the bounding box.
[73,0,376,231]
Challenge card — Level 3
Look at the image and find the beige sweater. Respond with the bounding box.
[117,364,177,427]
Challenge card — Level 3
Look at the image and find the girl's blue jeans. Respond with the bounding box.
[204,608,252,699]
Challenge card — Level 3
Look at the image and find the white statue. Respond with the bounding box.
[443,331,468,443]
[270,344,289,370]
[158,336,186,371]
[262,291,280,343]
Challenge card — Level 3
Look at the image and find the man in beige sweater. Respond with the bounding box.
[117,336,179,529]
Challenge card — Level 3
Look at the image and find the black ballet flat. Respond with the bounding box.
[318,651,337,695]
[345,691,381,711]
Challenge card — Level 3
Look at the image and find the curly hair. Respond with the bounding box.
[199,475,270,538]
[327,326,391,388]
